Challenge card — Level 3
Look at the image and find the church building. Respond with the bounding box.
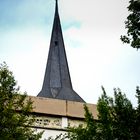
[29,0,97,139]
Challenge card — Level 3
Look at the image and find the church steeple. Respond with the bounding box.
[37,0,85,102]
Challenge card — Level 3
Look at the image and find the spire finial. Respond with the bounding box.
[55,0,58,13]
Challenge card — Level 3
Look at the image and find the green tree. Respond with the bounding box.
[96,87,114,140]
[98,87,136,140]
[53,87,140,140]
[67,105,97,140]
[121,0,140,49]
[135,86,140,139]
[112,88,135,140]
[0,62,43,140]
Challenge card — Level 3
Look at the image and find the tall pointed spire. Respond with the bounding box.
[55,0,58,14]
[37,0,85,102]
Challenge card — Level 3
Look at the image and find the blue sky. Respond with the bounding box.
[0,0,140,105]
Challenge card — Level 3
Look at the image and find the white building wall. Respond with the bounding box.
[62,117,68,129]
[33,115,84,139]
[36,128,67,140]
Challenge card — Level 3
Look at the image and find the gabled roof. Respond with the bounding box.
[37,0,85,103]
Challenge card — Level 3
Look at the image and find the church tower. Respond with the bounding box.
[37,0,85,103]
[30,1,97,139]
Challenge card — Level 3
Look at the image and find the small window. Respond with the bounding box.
[55,41,58,46]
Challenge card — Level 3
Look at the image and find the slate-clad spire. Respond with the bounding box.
[37,0,85,102]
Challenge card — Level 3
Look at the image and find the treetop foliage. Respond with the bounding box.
[51,86,140,140]
[0,62,43,140]
[121,0,140,49]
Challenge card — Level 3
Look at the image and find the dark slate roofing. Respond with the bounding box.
[37,0,85,103]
